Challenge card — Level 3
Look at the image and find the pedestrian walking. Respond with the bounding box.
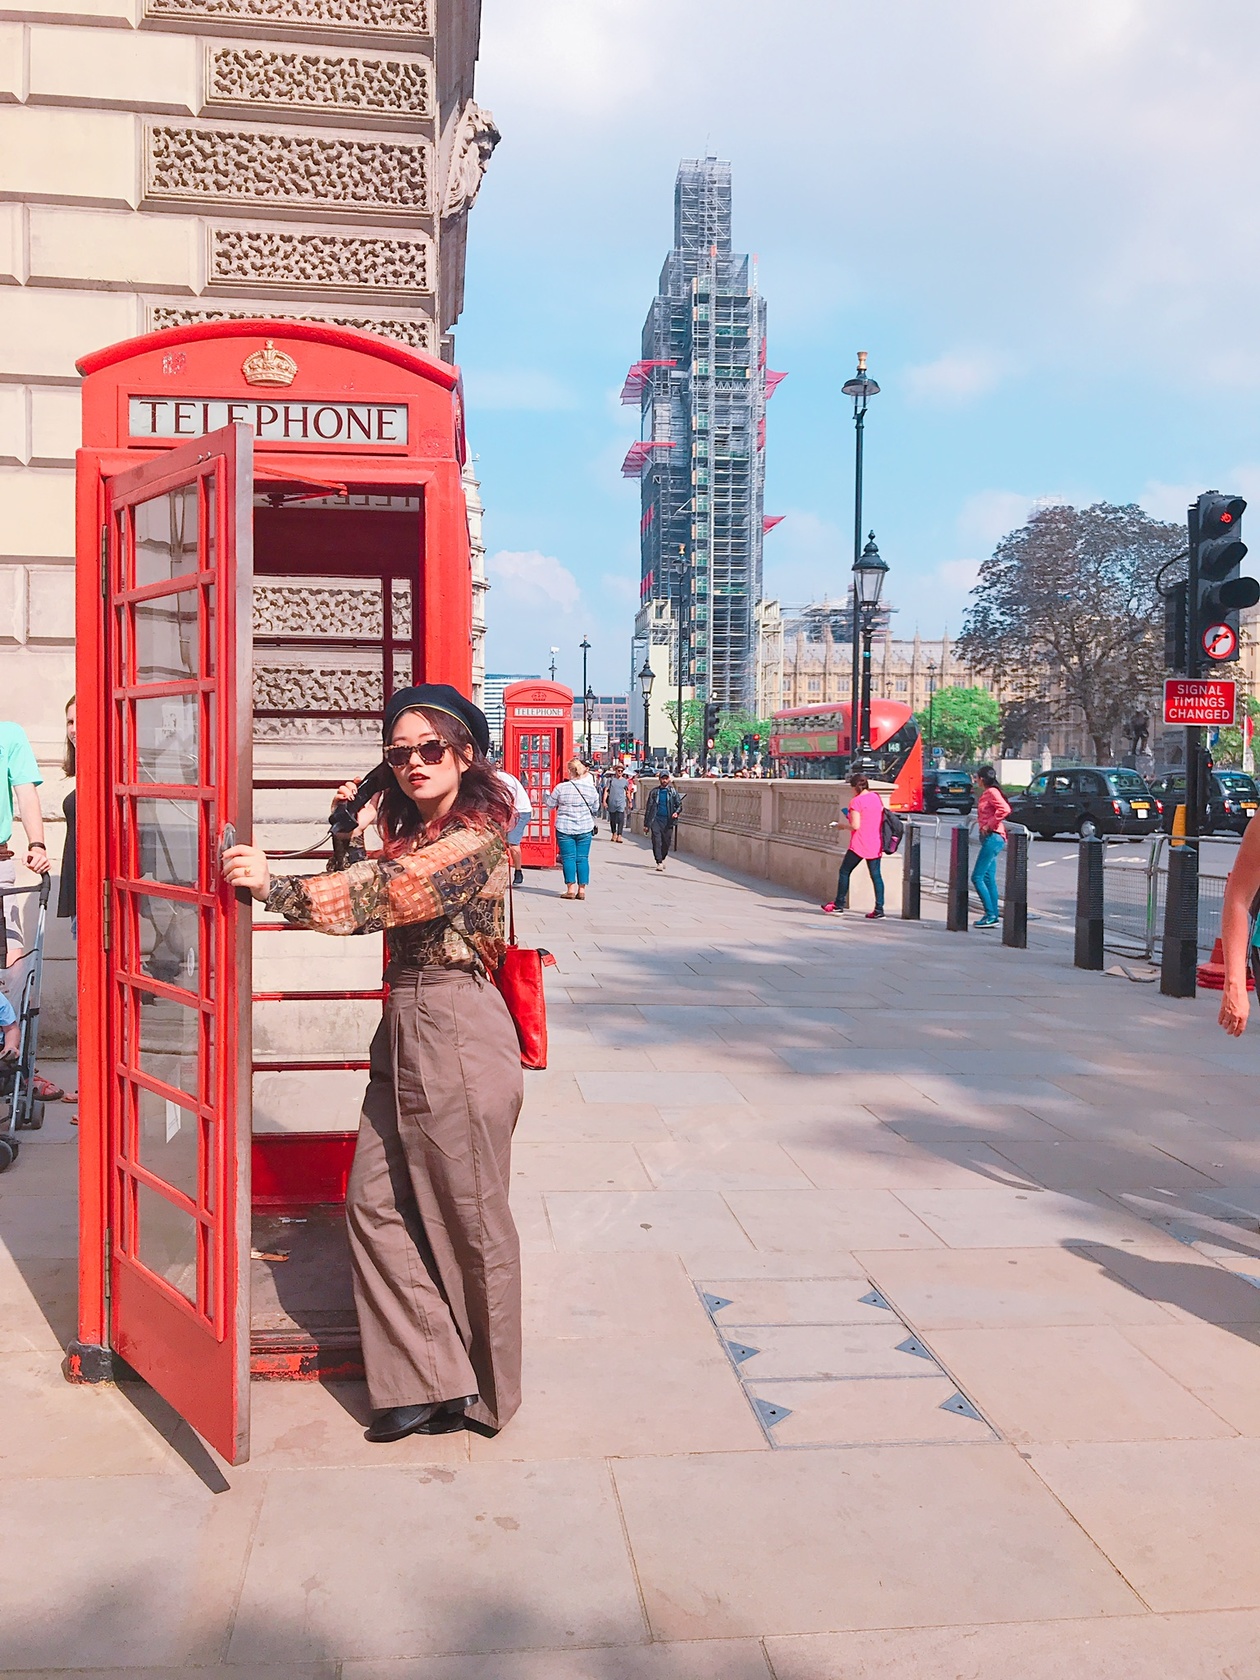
[546,757,599,899]
[822,773,886,918]
[494,758,532,886]
[223,683,523,1444]
[0,718,51,965]
[645,770,683,871]
[971,765,1011,930]
[603,764,631,842]
[1217,812,1260,1036]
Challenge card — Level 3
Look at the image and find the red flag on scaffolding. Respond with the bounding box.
[763,515,785,534]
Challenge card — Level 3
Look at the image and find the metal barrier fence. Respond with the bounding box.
[906,818,1239,959]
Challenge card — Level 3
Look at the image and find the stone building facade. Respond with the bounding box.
[0,0,495,1036]
[754,599,980,721]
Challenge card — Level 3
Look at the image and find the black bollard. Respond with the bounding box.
[947,825,969,931]
[1074,837,1105,970]
[1160,842,1199,998]
[1002,828,1028,949]
[901,819,922,920]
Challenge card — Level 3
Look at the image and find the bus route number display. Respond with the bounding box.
[1163,678,1236,726]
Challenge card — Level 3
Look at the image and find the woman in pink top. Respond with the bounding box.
[822,774,887,919]
[971,765,1012,929]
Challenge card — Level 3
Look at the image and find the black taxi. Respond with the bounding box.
[1008,767,1160,840]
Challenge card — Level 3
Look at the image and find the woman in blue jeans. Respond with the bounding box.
[546,758,599,900]
[971,765,1011,929]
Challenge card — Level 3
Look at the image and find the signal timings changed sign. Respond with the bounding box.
[1163,678,1237,726]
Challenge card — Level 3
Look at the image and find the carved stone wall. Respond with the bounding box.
[254,579,383,637]
[145,124,431,215]
[253,664,384,713]
[209,227,431,296]
[205,46,433,120]
[144,0,433,40]
[149,303,436,350]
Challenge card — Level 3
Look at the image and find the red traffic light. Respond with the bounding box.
[1199,492,1247,535]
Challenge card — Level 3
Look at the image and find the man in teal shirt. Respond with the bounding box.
[1,721,50,960]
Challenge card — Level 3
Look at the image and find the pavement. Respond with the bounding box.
[6,831,1260,1676]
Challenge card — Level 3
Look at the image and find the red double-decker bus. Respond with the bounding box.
[770,699,924,812]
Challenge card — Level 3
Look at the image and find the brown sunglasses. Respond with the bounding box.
[384,741,450,768]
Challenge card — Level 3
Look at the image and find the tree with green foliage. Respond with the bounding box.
[957,501,1181,763]
[1212,694,1260,768]
[661,701,778,762]
[914,685,1001,765]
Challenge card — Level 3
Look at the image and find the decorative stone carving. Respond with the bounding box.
[145,0,432,39]
[442,100,499,218]
[253,580,382,637]
[149,304,436,351]
[254,715,377,740]
[253,664,384,712]
[206,46,433,119]
[145,124,431,215]
[210,227,432,296]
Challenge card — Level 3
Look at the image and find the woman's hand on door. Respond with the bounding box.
[222,843,271,902]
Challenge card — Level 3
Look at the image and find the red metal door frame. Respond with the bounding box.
[72,423,254,1463]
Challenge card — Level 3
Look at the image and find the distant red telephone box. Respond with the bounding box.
[70,319,475,1464]
[502,681,574,868]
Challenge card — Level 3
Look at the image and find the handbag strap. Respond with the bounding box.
[506,862,518,948]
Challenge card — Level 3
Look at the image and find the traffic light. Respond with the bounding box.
[1163,582,1187,672]
[1192,492,1257,664]
[703,701,721,747]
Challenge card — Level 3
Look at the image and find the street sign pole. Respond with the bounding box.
[1186,498,1203,837]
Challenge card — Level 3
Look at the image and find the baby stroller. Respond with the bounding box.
[0,875,52,1171]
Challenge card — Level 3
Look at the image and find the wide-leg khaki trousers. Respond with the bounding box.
[346,966,524,1431]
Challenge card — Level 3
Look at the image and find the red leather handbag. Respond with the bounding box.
[493,877,555,1069]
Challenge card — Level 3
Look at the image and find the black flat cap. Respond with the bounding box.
[383,684,490,756]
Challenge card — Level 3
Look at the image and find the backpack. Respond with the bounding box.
[880,806,905,855]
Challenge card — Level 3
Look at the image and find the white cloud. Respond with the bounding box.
[600,572,639,607]
[1139,479,1199,524]
[956,491,1035,550]
[905,352,1004,406]
[464,370,580,412]
[938,559,982,593]
[487,549,581,612]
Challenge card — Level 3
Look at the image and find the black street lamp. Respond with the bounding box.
[670,543,690,775]
[579,638,592,754]
[925,659,938,763]
[637,656,655,766]
[549,645,559,682]
[841,351,879,773]
[853,531,889,770]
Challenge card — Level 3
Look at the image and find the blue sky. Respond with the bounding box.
[458,0,1260,694]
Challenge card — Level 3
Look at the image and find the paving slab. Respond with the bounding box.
[857,1246,1176,1328]
[544,1189,754,1252]
[343,1643,773,1680]
[927,1324,1237,1443]
[747,1375,995,1447]
[613,1445,1140,1639]
[1029,1439,1260,1611]
[891,1184,1152,1248]
[764,1610,1260,1679]
[230,1461,646,1663]
[722,1189,945,1252]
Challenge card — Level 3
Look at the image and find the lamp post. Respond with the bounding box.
[841,352,880,773]
[671,543,690,774]
[926,659,938,763]
[638,656,655,768]
[549,645,559,681]
[852,531,889,771]
[579,638,591,754]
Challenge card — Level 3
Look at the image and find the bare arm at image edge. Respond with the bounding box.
[1219,818,1260,1035]
[14,782,50,876]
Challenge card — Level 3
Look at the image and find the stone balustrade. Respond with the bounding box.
[633,777,903,913]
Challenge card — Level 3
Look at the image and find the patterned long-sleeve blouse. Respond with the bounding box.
[264,820,508,973]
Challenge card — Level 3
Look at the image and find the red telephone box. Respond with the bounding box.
[502,681,574,869]
[69,319,474,1464]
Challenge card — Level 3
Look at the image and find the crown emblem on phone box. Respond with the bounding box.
[242,341,298,387]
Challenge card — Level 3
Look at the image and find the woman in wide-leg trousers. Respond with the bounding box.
[346,968,523,1433]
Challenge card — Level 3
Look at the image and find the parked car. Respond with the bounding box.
[1147,770,1260,836]
[1007,767,1161,839]
[921,769,974,814]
